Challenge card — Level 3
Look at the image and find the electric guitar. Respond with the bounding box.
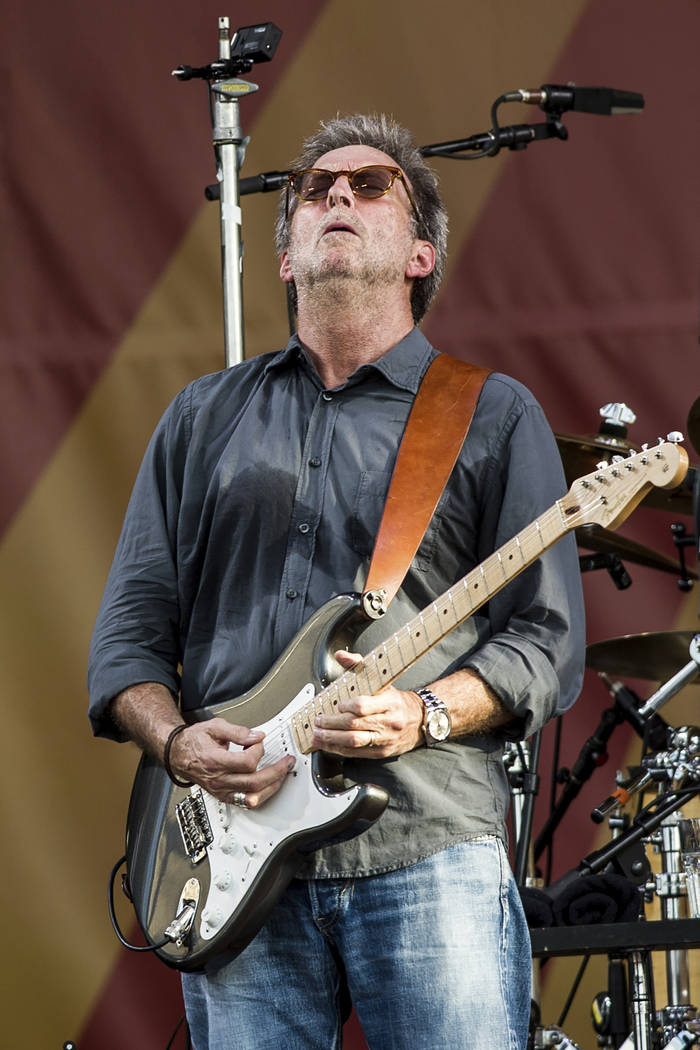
[124,437,688,971]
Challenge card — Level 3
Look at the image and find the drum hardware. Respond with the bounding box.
[531,650,700,1048]
[533,674,670,863]
[584,724,700,1048]
[576,524,698,587]
[579,549,632,589]
[672,524,699,594]
[586,633,700,686]
[533,1024,583,1047]
[579,529,696,579]
[638,637,700,718]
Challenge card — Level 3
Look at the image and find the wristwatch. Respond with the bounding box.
[416,687,451,747]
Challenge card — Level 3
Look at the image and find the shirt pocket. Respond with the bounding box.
[349,468,445,573]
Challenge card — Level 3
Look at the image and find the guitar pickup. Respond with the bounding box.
[176,788,214,863]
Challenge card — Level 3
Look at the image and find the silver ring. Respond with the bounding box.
[232,791,248,808]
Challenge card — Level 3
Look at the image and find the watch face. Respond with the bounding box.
[427,710,450,742]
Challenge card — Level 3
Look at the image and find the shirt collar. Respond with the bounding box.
[263,327,437,395]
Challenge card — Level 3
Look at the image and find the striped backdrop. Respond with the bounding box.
[3,1,699,1046]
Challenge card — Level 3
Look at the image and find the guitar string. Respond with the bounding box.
[250,501,569,769]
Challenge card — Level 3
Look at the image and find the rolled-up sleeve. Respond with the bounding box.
[462,389,586,738]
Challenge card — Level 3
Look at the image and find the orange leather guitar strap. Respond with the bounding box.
[361,354,492,618]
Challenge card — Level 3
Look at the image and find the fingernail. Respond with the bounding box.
[287,757,296,771]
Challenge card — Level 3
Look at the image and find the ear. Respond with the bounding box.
[279,250,294,284]
[405,240,436,280]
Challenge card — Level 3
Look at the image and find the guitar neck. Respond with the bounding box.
[291,500,570,753]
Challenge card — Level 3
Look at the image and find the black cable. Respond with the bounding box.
[165,1013,190,1050]
[557,954,590,1027]
[108,855,169,953]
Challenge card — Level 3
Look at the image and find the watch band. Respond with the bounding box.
[416,687,451,746]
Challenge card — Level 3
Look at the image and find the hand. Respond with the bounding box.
[168,717,295,807]
[311,650,424,758]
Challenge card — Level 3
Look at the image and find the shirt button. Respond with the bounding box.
[308,457,321,468]
[321,392,333,402]
[298,522,310,534]
[286,589,298,600]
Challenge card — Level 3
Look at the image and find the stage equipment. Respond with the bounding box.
[173,18,282,367]
[586,632,700,684]
[577,524,697,579]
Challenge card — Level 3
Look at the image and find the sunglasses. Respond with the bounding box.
[285,164,420,224]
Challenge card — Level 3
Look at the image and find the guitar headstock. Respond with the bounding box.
[558,435,689,532]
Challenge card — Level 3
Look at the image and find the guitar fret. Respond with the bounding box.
[291,708,314,753]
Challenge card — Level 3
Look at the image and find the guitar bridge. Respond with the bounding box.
[176,788,214,863]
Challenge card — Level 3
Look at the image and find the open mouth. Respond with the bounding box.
[322,222,358,236]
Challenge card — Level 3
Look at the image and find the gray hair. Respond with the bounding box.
[275,113,448,323]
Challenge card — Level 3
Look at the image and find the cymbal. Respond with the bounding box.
[576,524,697,578]
[586,630,700,682]
[556,432,696,516]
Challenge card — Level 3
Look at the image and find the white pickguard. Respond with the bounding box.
[195,683,363,940]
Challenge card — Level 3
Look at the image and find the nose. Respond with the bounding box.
[327,174,355,210]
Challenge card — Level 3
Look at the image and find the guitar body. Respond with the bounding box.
[125,593,389,971]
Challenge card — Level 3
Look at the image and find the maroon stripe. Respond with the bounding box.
[2,0,329,536]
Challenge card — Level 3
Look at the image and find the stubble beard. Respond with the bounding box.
[290,240,409,314]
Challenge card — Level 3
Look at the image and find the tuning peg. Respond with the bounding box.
[666,431,684,444]
[596,460,609,471]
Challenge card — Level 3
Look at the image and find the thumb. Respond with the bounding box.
[206,717,264,747]
[334,649,364,671]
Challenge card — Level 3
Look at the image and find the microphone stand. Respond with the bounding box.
[211,19,250,368]
[533,679,670,863]
[173,17,281,367]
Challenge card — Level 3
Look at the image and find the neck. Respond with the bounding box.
[294,284,415,388]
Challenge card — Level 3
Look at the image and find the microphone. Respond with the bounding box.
[515,84,644,116]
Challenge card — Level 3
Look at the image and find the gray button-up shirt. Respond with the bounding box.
[88,328,585,877]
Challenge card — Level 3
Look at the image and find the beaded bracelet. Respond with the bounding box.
[163,723,194,787]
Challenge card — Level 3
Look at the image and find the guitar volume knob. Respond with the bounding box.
[214,870,233,891]
[202,906,223,929]
[219,832,237,855]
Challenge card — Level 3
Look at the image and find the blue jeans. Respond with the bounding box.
[182,837,531,1049]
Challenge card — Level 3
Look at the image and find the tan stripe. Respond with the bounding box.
[1,2,588,1043]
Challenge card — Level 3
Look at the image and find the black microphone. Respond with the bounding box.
[516,84,644,116]
[600,674,669,752]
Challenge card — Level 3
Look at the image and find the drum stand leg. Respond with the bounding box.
[654,812,698,1045]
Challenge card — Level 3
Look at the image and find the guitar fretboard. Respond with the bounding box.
[290,501,569,753]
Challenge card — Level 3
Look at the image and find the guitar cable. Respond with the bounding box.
[108,854,170,952]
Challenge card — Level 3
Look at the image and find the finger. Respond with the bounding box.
[224,754,295,808]
[317,696,390,727]
[312,725,382,756]
[334,649,364,670]
[206,716,265,747]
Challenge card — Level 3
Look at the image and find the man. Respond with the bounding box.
[89,113,585,1049]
